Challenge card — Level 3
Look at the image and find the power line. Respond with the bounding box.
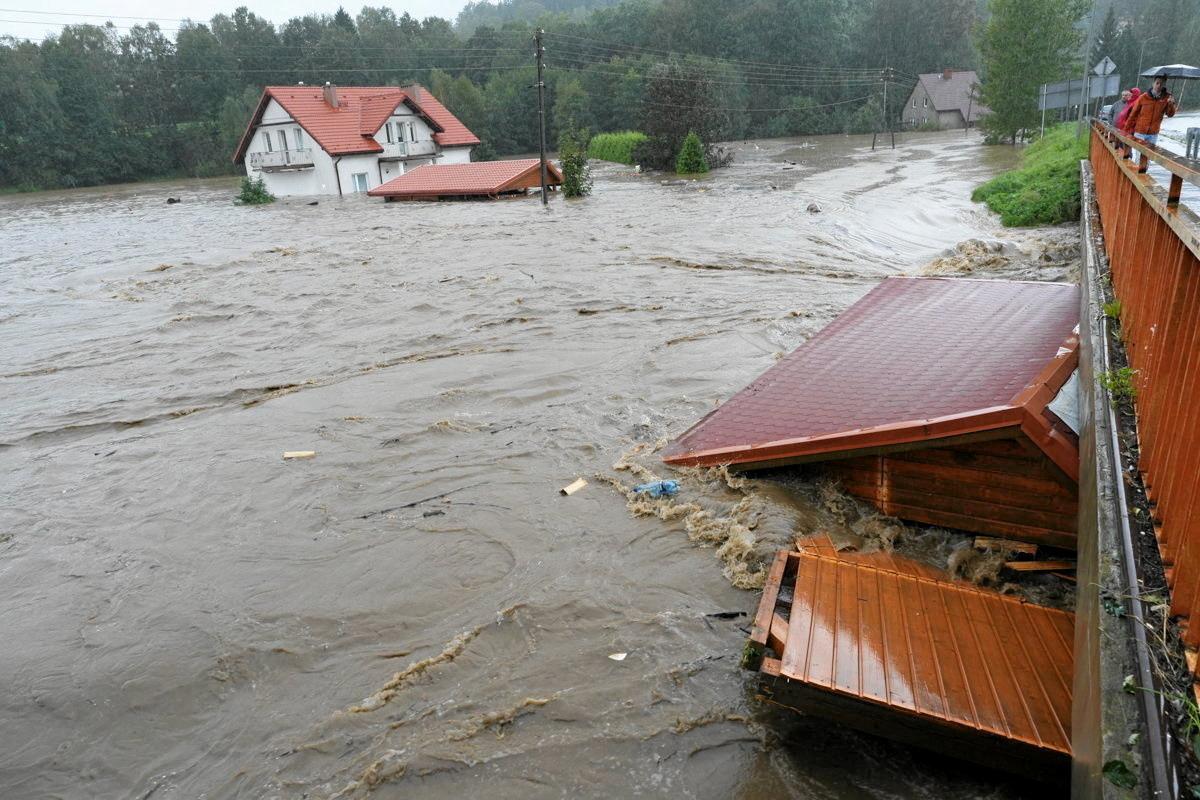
[542,30,894,77]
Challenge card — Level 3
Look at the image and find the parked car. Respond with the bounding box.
[1099,104,1115,124]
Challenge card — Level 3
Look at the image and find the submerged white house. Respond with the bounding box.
[232,83,480,197]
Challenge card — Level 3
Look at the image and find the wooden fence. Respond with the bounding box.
[1089,122,1200,659]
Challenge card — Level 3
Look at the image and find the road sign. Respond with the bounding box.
[1039,74,1121,110]
[1094,56,1118,76]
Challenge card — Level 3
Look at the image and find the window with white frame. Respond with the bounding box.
[294,128,304,149]
[923,97,928,108]
[262,131,273,152]
[277,130,288,151]
[407,121,416,142]
[351,172,369,193]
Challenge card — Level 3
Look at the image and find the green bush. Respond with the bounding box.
[235,175,274,205]
[587,131,647,165]
[674,131,709,175]
[971,125,1089,226]
[558,128,593,198]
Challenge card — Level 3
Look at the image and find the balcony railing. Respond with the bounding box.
[379,140,438,160]
[248,148,315,171]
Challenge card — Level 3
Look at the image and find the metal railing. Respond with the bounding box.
[380,140,436,159]
[1089,121,1200,659]
[379,140,408,158]
[248,148,315,170]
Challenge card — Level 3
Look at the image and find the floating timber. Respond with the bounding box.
[664,277,1081,550]
[747,539,1074,780]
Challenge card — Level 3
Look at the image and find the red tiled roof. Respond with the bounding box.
[404,85,480,148]
[367,159,563,198]
[663,277,1079,471]
[232,84,479,163]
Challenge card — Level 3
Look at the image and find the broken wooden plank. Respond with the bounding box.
[975,536,1038,555]
[1004,560,1077,572]
[283,451,316,460]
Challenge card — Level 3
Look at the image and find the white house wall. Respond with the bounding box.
[241,97,476,197]
[440,146,472,165]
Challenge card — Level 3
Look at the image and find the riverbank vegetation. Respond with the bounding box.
[971,125,1089,226]
[587,132,646,165]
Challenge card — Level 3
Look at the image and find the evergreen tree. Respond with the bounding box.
[674,131,709,173]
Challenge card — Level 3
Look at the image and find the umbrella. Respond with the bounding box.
[1141,64,1200,79]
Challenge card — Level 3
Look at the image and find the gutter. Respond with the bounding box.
[1093,206,1176,798]
[334,156,343,197]
[1074,160,1177,799]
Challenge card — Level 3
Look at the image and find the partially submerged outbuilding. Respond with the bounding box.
[367,159,563,202]
[748,535,1074,779]
[663,276,1081,550]
[665,276,1082,782]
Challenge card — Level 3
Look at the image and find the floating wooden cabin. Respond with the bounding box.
[367,158,563,202]
[663,277,1081,550]
[748,536,1074,779]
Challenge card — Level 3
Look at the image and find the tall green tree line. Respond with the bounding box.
[0,0,1193,190]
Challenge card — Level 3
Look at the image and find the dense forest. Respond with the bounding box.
[0,0,1196,190]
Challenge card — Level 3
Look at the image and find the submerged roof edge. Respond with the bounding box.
[662,405,1025,468]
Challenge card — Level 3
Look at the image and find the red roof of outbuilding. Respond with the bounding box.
[663,277,1079,475]
[232,84,480,164]
[367,159,563,198]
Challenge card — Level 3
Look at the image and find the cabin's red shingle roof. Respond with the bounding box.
[663,277,1079,472]
[367,159,563,198]
[232,84,479,163]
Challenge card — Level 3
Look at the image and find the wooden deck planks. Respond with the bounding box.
[763,548,1074,767]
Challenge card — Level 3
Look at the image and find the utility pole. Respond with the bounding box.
[873,67,895,150]
[534,28,548,206]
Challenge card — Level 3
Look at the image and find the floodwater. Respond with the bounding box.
[1,132,1069,799]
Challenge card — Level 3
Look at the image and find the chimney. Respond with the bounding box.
[942,69,953,80]
[323,82,339,108]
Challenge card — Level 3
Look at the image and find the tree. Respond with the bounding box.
[552,77,590,139]
[674,131,708,173]
[977,0,1088,143]
[558,127,592,196]
[635,61,727,170]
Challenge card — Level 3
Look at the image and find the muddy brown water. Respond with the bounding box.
[1,132,1070,799]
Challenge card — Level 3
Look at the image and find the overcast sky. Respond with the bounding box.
[0,0,471,40]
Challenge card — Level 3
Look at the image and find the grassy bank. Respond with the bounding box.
[972,125,1089,227]
[588,132,647,165]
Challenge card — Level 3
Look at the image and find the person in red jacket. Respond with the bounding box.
[1114,87,1140,131]
[1125,76,1178,146]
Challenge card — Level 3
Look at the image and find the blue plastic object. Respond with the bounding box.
[632,480,680,498]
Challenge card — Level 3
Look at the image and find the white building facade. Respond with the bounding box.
[233,84,478,198]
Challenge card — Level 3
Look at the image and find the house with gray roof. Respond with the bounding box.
[901,69,986,130]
